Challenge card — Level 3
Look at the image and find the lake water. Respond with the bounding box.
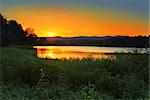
[33,46,149,59]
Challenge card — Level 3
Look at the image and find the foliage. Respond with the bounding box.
[0,14,37,46]
[0,47,149,99]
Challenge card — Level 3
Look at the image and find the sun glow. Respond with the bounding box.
[47,32,56,37]
[39,31,56,37]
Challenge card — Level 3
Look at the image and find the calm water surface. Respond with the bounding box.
[33,46,148,59]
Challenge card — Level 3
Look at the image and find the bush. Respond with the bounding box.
[0,47,149,99]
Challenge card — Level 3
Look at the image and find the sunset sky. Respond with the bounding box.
[1,0,149,37]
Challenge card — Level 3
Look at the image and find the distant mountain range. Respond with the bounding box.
[36,36,149,47]
[45,36,130,40]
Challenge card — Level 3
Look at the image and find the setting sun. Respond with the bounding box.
[39,32,56,37]
[48,34,54,37]
[47,32,56,37]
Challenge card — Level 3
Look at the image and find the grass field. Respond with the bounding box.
[0,46,149,99]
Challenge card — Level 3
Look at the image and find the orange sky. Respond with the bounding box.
[1,0,149,37]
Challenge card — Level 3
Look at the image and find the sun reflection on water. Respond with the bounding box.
[34,46,115,60]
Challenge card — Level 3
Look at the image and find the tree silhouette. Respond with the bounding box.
[0,14,37,46]
[8,20,27,44]
[0,14,9,46]
[25,27,37,45]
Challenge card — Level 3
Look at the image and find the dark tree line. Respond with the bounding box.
[102,36,149,47]
[36,36,149,47]
[0,14,37,46]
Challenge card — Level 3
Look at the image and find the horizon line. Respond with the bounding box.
[37,35,149,38]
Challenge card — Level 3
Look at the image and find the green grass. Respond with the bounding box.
[0,46,149,99]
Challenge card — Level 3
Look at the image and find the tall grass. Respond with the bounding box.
[0,47,149,99]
